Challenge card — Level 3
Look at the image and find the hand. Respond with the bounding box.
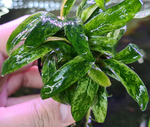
[0,16,75,127]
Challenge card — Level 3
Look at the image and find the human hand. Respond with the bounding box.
[0,16,75,127]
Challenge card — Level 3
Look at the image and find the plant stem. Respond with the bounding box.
[60,0,67,20]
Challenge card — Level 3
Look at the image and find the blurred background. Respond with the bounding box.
[0,0,150,127]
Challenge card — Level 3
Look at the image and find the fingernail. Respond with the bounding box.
[60,104,75,124]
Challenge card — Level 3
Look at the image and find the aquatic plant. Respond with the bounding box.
[1,0,149,126]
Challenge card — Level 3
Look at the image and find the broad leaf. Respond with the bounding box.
[114,43,144,64]
[95,0,105,10]
[62,0,76,17]
[71,75,99,121]
[84,0,142,36]
[88,64,111,87]
[103,59,149,111]
[81,4,98,23]
[1,43,53,76]
[41,55,94,99]
[64,17,94,62]
[92,86,108,123]
[24,13,63,47]
[42,52,57,84]
[89,36,117,56]
[6,12,47,55]
[76,0,95,17]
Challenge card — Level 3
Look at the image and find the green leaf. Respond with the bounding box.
[44,40,77,60]
[106,26,127,47]
[89,36,117,56]
[42,52,57,84]
[64,17,94,62]
[52,82,78,105]
[1,43,53,76]
[62,0,76,17]
[114,43,144,64]
[103,59,149,111]
[92,86,108,123]
[81,4,98,23]
[84,0,142,36]
[6,12,47,55]
[24,13,63,47]
[95,0,105,10]
[88,64,111,87]
[71,75,99,121]
[40,55,94,99]
[76,0,95,17]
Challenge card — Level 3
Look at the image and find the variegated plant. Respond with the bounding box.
[1,0,149,125]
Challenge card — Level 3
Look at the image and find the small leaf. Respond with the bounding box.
[71,75,99,121]
[42,52,57,84]
[44,41,77,60]
[64,17,94,62]
[6,12,47,55]
[84,0,142,36]
[1,43,53,76]
[89,36,117,56]
[25,13,63,47]
[103,59,149,111]
[106,26,127,47]
[76,0,95,17]
[81,4,98,23]
[52,82,78,105]
[95,0,105,10]
[92,86,108,123]
[62,0,76,17]
[88,64,111,87]
[114,43,144,64]
[40,55,94,99]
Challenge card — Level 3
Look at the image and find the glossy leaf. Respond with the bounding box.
[76,0,95,17]
[42,52,57,84]
[88,64,111,87]
[40,55,94,99]
[114,43,144,64]
[6,12,47,55]
[84,0,142,36]
[89,36,116,56]
[44,41,77,60]
[25,13,63,47]
[1,43,53,76]
[52,82,78,105]
[71,75,99,121]
[106,26,127,47]
[81,4,98,23]
[64,17,94,62]
[62,0,76,17]
[92,86,107,123]
[95,0,105,10]
[103,59,149,111]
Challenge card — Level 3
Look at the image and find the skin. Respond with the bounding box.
[0,16,75,127]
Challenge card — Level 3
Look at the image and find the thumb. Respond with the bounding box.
[0,97,75,127]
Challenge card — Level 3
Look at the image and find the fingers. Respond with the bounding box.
[0,15,29,56]
[6,94,40,106]
[7,66,43,97]
[0,98,75,127]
